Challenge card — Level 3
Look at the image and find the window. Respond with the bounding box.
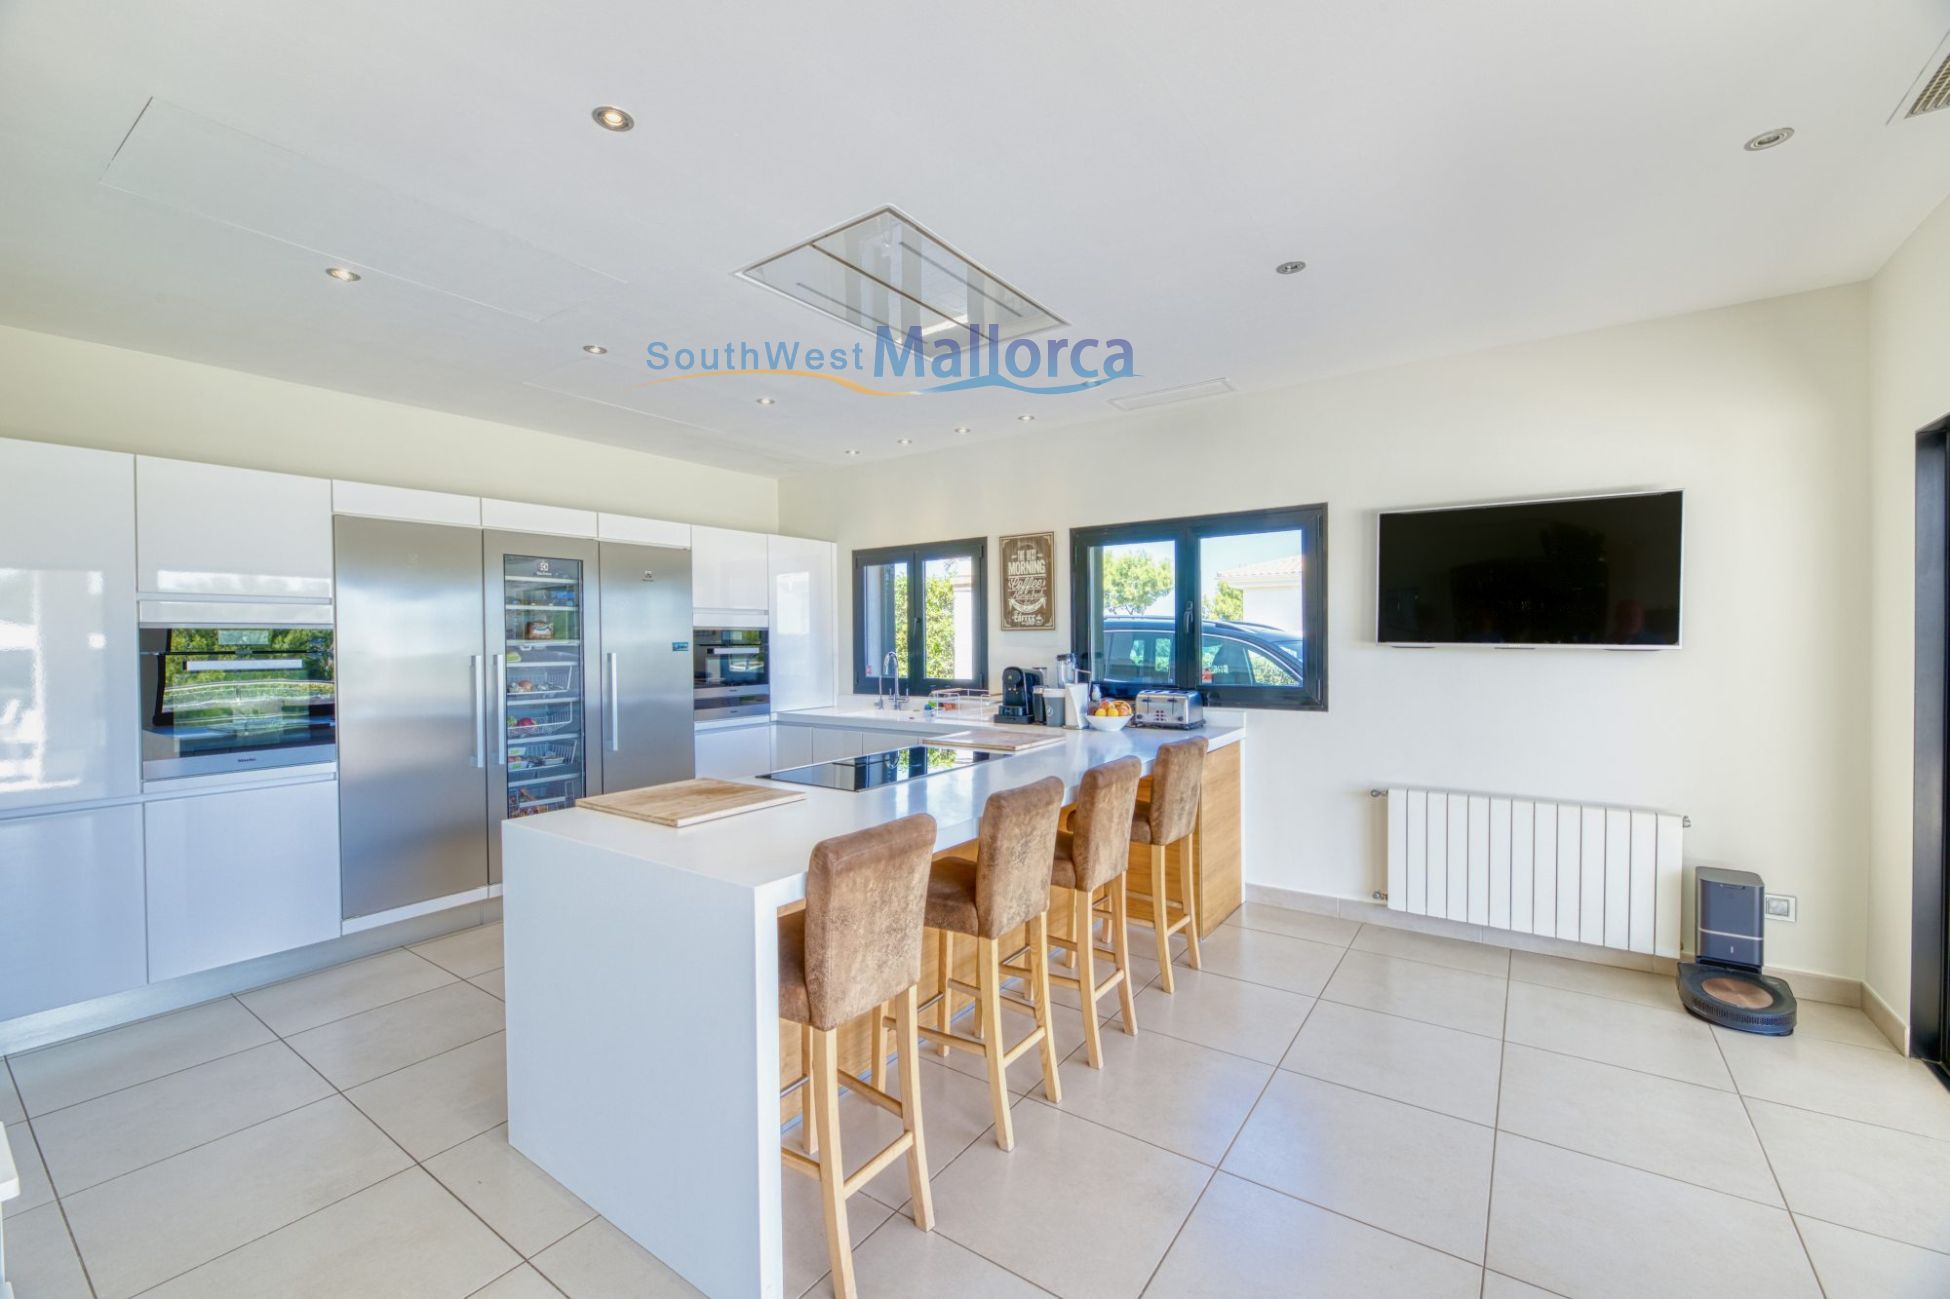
[852,537,988,696]
[1071,505,1326,710]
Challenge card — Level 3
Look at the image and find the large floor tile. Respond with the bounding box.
[1131,966,1316,1065]
[141,1167,520,1299]
[289,979,506,1088]
[427,1123,596,1258]
[1225,902,1359,946]
[1496,1043,1780,1204]
[472,968,508,1000]
[1794,1214,1950,1299]
[1486,1134,1819,1299]
[1504,981,1730,1089]
[412,922,506,979]
[348,1031,507,1160]
[1147,1171,1481,1298]
[1223,1070,1493,1262]
[240,948,457,1036]
[0,1060,24,1124]
[1716,1031,1950,1139]
[3,1202,93,1299]
[1791,999,1896,1052]
[1352,924,1511,976]
[1027,1026,1272,1164]
[832,1054,1000,1211]
[1481,1273,1559,1298]
[470,1265,567,1299]
[801,1217,1047,1298]
[1189,925,1346,996]
[1282,1000,1501,1124]
[1746,1098,1950,1252]
[33,1039,332,1193]
[781,1159,892,1296]
[531,1218,704,1298]
[1508,950,1680,1011]
[7,1117,53,1211]
[61,1094,411,1299]
[1320,949,1507,1038]
[934,994,1086,1097]
[928,1100,1209,1299]
[8,997,273,1115]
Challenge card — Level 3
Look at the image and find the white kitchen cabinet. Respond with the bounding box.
[333,479,481,527]
[809,727,857,762]
[691,526,770,615]
[599,513,691,548]
[0,438,141,813]
[0,805,147,1021]
[770,724,814,771]
[480,498,598,538]
[695,723,776,780]
[767,536,836,712]
[137,456,333,599]
[143,778,342,982]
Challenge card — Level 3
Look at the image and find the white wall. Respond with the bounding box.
[782,285,1872,980]
[1866,193,1950,1033]
[0,325,779,530]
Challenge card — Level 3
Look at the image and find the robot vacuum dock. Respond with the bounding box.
[1675,866,1797,1035]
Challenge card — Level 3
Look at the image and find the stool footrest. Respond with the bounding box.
[835,1070,905,1119]
[842,1131,917,1198]
[782,1145,820,1179]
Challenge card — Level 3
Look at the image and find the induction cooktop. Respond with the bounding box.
[761,744,1000,792]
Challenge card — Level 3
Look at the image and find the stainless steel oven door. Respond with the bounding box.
[140,626,336,779]
[692,628,768,690]
[693,684,771,721]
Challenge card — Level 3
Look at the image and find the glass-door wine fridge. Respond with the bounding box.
[487,533,603,884]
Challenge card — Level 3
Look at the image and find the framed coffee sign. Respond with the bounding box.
[1000,532,1056,630]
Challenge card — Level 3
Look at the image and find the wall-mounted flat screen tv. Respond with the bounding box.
[1376,491,1682,647]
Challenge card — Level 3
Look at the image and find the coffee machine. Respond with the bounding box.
[997,666,1046,724]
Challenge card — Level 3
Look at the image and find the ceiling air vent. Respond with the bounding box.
[1908,49,1950,117]
[1108,378,1235,412]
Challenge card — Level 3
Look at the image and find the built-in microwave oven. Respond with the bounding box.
[139,626,337,779]
[693,627,769,721]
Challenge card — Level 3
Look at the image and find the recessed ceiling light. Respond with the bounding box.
[896,438,913,446]
[592,106,634,132]
[843,449,860,457]
[581,344,608,355]
[953,426,971,435]
[1743,127,1794,151]
[1017,414,1036,422]
[1275,260,1307,275]
[325,266,360,282]
[755,397,776,406]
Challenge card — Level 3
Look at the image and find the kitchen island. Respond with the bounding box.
[502,723,1243,1299]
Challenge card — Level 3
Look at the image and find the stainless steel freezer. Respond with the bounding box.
[595,541,694,794]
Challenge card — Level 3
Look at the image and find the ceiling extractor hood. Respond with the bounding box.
[737,206,1063,342]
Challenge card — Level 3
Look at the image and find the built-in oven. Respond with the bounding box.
[693,626,769,722]
[140,626,337,779]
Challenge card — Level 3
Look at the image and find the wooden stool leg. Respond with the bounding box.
[810,1028,855,1299]
[895,985,935,1231]
[1181,829,1203,971]
[1031,912,1063,1103]
[1111,874,1138,1035]
[1150,844,1175,994]
[978,937,1014,1151]
[868,998,887,1086]
[799,1023,818,1154]
[1074,888,1104,1069]
[935,930,953,1056]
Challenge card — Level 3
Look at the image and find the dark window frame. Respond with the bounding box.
[850,536,989,697]
[1069,504,1328,711]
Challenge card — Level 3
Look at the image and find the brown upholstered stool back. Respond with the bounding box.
[1067,757,1142,893]
[802,813,936,1031]
[1140,738,1208,845]
[972,777,1065,938]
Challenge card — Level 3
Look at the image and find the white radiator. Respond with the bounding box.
[1380,788,1684,958]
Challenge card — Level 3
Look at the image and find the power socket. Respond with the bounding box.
[1764,893,1797,923]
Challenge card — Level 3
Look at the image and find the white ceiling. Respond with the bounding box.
[1,1,1947,476]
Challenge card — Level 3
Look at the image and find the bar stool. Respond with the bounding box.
[1129,737,1209,994]
[778,813,938,1299]
[915,777,1065,1152]
[1004,756,1142,1069]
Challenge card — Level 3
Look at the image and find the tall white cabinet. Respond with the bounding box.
[766,535,836,712]
[136,457,335,599]
[691,526,770,617]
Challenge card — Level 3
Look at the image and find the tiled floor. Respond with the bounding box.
[4,902,1950,1297]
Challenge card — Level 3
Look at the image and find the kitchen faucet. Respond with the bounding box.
[878,650,905,710]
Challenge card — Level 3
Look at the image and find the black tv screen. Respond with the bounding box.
[1376,491,1682,646]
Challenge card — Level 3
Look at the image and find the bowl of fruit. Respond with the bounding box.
[1085,699,1134,732]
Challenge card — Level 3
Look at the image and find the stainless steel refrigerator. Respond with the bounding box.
[336,517,693,922]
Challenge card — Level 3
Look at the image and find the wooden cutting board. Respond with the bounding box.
[579,779,805,828]
[927,727,1067,753]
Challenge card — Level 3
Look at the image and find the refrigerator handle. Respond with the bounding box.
[606,651,621,752]
[493,653,508,765]
[469,655,485,768]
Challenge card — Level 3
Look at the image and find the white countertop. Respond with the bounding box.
[506,723,1242,906]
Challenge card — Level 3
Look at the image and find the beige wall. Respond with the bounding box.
[1866,194,1950,1036]
[0,325,779,529]
[782,286,1873,980]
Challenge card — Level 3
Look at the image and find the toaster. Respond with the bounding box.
[1133,688,1205,729]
